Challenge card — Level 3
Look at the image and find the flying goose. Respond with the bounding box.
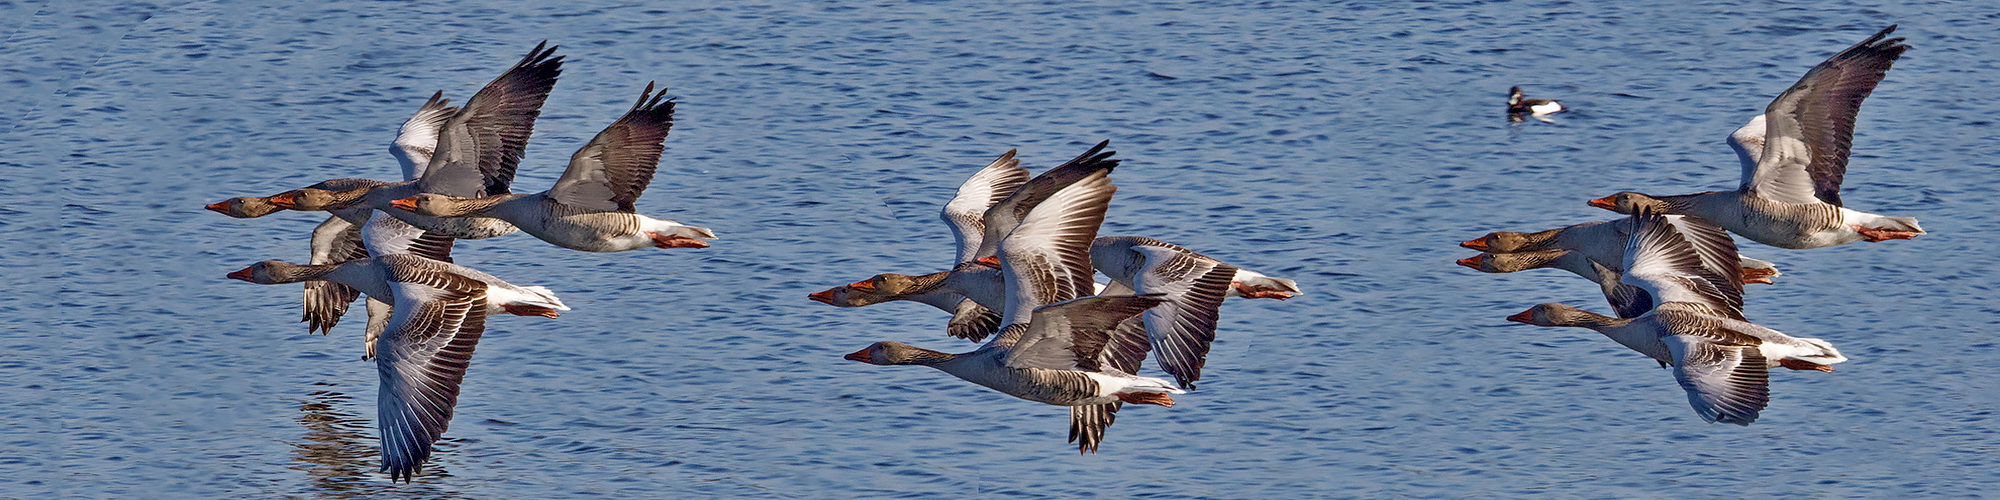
[228,251,569,320]
[811,142,1119,341]
[265,42,565,240]
[1507,209,1845,425]
[237,254,505,481]
[1088,236,1244,389]
[1587,25,1922,249]
[1461,218,1781,284]
[1507,86,1564,121]
[204,91,460,221]
[846,162,1182,453]
[389,82,715,252]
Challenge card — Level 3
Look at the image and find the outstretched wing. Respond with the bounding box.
[1069,402,1121,454]
[941,150,1029,265]
[1003,295,1165,370]
[994,167,1116,325]
[1742,25,1907,206]
[1661,331,1770,426]
[375,272,488,482]
[1621,209,1744,320]
[1130,245,1237,389]
[303,216,369,335]
[547,83,677,212]
[419,42,564,198]
[973,141,1118,261]
[391,91,458,181]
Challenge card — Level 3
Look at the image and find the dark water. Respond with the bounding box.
[8,0,1998,497]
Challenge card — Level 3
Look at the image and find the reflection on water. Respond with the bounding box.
[284,383,460,498]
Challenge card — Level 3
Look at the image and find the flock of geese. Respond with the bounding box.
[1459,26,1923,424]
[209,43,716,480]
[202,24,1921,482]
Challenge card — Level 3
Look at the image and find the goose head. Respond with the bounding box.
[1460,229,1557,252]
[1506,303,1611,327]
[808,274,931,306]
[844,341,954,366]
[392,193,485,217]
[270,188,367,211]
[226,260,321,285]
[1456,250,1568,273]
[205,196,284,218]
[1587,192,1667,214]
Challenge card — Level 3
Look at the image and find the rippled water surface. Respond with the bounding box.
[8,0,1998,497]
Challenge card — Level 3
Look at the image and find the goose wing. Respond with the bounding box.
[941,150,1029,264]
[419,42,563,198]
[993,166,1116,326]
[1129,244,1237,389]
[391,91,458,181]
[374,271,488,482]
[548,83,677,212]
[972,141,1118,261]
[303,216,370,335]
[1621,209,1744,320]
[360,213,455,262]
[1003,295,1166,371]
[1741,25,1907,206]
[1656,306,1771,425]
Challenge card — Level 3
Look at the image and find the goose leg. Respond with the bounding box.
[1778,359,1834,372]
[1853,226,1920,242]
[1740,267,1777,285]
[1231,282,1296,300]
[502,304,562,318]
[1114,392,1176,407]
[648,232,711,249]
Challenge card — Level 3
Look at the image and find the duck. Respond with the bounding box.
[1587,25,1922,249]
[1507,86,1564,121]
[1506,209,1845,425]
[264,42,566,240]
[1460,216,1780,284]
[237,252,502,482]
[389,82,715,252]
[845,162,1183,453]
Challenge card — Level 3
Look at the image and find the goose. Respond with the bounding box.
[265,42,565,240]
[1587,25,1922,249]
[239,252,505,481]
[811,142,1119,341]
[229,229,566,320]
[1506,209,1845,425]
[1087,236,1246,389]
[1461,218,1780,283]
[389,82,715,252]
[846,162,1182,453]
[1507,86,1565,120]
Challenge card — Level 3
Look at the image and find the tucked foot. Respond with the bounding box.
[1740,267,1777,285]
[649,232,711,249]
[1853,225,1921,242]
[1231,282,1295,300]
[502,304,562,318]
[1114,392,1176,407]
[1778,359,1835,373]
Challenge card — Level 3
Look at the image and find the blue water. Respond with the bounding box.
[7,0,1998,497]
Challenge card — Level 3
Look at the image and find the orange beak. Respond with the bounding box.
[226,266,255,282]
[846,279,876,292]
[1459,237,1489,251]
[204,200,232,215]
[1456,255,1485,269]
[267,192,299,209]
[1506,311,1534,324]
[389,197,419,212]
[1587,196,1618,211]
[975,256,1001,268]
[808,288,840,305]
[843,347,873,363]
